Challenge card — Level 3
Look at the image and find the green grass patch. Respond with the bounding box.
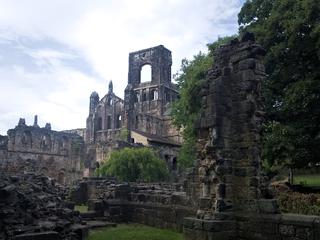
[293,174,320,187]
[89,224,183,240]
[74,205,88,213]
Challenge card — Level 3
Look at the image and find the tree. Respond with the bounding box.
[171,36,236,168]
[238,0,320,173]
[98,147,169,182]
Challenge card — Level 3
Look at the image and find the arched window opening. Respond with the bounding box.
[58,170,66,185]
[41,134,51,150]
[142,89,147,102]
[135,115,139,129]
[135,92,140,103]
[172,157,177,171]
[140,64,152,83]
[21,130,32,147]
[107,98,113,106]
[62,136,68,149]
[116,115,122,129]
[107,116,112,130]
[165,90,170,102]
[150,89,158,101]
[97,117,102,130]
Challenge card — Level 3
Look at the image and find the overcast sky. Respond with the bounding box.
[0,0,244,135]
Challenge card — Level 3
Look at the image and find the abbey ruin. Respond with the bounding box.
[85,45,182,175]
[0,45,182,183]
[0,117,84,184]
[1,35,319,240]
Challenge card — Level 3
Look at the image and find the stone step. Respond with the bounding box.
[80,210,99,219]
[85,221,117,229]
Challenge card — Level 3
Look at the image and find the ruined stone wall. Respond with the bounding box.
[128,45,172,86]
[0,135,8,162]
[85,46,182,177]
[85,140,133,168]
[163,117,183,143]
[86,82,124,144]
[133,113,164,136]
[71,179,196,231]
[62,128,86,139]
[125,45,181,140]
[193,34,266,215]
[0,119,85,184]
[132,114,182,143]
[236,213,320,240]
[130,83,178,117]
[184,214,320,240]
[183,33,320,240]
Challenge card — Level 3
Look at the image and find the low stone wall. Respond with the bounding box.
[103,200,195,231]
[72,179,196,231]
[237,213,320,240]
[183,213,320,240]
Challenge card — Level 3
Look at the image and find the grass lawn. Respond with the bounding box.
[293,174,320,186]
[74,204,88,213]
[88,224,183,240]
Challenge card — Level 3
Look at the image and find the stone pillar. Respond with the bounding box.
[183,33,279,240]
[124,84,135,141]
[33,115,39,128]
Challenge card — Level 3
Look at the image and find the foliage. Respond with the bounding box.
[89,224,183,240]
[276,191,320,215]
[98,147,169,182]
[171,36,236,169]
[118,128,129,141]
[239,0,320,170]
[171,52,211,168]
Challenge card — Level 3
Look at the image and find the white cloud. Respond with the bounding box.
[0,0,243,135]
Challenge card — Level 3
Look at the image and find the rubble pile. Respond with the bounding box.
[0,173,85,240]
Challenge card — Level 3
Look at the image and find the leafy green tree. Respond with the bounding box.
[238,0,320,172]
[98,147,169,182]
[171,36,236,168]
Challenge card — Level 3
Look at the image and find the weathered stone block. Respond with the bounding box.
[199,197,212,209]
[202,219,236,232]
[238,58,256,70]
[109,206,121,215]
[279,224,295,236]
[295,227,313,240]
[234,167,247,177]
[257,199,280,214]
[281,214,316,227]
[88,199,104,213]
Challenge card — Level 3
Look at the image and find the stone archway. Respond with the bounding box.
[58,169,66,185]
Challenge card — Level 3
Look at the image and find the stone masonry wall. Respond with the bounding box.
[0,118,85,184]
[184,213,320,240]
[71,179,196,231]
[183,33,320,240]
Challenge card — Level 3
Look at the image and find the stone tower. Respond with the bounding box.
[86,91,99,143]
[124,45,179,136]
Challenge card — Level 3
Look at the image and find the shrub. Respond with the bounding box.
[276,191,320,215]
[98,147,169,182]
